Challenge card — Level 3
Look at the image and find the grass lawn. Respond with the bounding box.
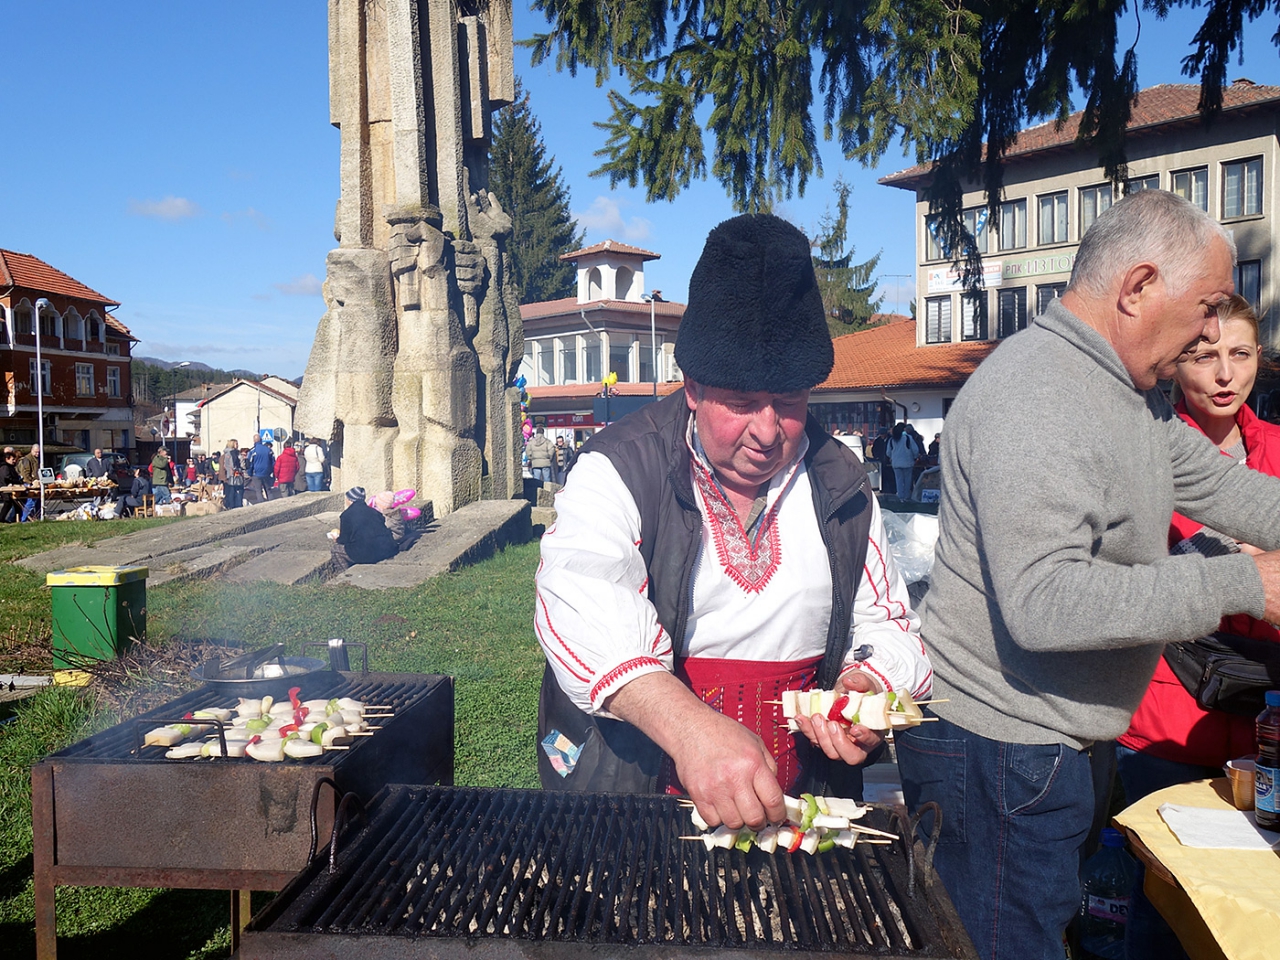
[0,520,543,958]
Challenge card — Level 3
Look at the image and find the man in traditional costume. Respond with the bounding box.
[535,214,931,830]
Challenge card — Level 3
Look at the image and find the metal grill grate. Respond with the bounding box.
[248,785,974,958]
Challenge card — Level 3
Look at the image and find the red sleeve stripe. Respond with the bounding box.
[590,656,664,703]
[866,536,909,620]
[910,669,934,700]
[651,625,666,653]
[638,577,649,594]
[536,590,595,677]
[534,617,592,684]
[862,562,908,633]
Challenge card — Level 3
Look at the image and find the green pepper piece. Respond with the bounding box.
[818,838,836,853]
[245,718,269,734]
[735,830,756,853]
[800,793,818,831]
[310,723,328,745]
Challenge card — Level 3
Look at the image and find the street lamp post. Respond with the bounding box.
[34,298,51,521]
[642,292,660,399]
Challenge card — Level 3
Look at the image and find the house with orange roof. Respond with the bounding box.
[811,316,998,448]
[521,239,685,439]
[880,79,1280,354]
[0,249,137,453]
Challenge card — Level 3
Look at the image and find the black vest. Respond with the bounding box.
[538,390,878,797]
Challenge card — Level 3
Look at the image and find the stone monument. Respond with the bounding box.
[296,0,523,513]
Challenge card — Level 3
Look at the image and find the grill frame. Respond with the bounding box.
[32,670,453,960]
[242,785,978,959]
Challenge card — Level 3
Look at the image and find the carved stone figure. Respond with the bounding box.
[295,0,522,513]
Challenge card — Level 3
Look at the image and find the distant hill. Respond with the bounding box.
[134,356,219,373]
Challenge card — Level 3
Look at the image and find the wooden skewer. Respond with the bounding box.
[327,745,351,750]
[763,700,784,706]
[915,698,949,705]
[363,713,394,718]
[846,823,899,840]
[347,731,376,736]
[362,705,394,710]
[679,836,705,841]
[858,838,893,845]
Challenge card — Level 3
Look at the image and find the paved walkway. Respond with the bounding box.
[17,494,533,590]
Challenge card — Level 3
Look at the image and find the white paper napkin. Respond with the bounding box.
[1157,803,1280,850]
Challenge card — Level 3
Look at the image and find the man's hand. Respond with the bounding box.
[792,670,885,766]
[1254,550,1280,624]
[605,672,786,830]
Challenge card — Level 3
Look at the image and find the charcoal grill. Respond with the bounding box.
[241,785,977,959]
[32,670,453,960]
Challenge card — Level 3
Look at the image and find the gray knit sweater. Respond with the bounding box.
[923,300,1280,749]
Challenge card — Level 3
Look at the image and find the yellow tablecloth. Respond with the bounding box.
[1114,778,1280,960]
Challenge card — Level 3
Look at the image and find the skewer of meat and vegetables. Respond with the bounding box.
[142,687,391,762]
[678,793,898,852]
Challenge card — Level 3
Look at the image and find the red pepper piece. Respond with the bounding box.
[248,735,261,746]
[787,830,804,853]
[828,696,849,721]
[288,686,302,708]
[278,723,299,737]
[294,705,309,725]
[183,712,194,720]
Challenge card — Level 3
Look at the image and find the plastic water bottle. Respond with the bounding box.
[1077,828,1137,960]
[1256,690,1280,831]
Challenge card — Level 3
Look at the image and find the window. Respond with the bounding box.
[1172,167,1208,211]
[29,359,51,396]
[962,208,989,254]
[87,316,101,340]
[638,335,659,382]
[925,297,952,344]
[39,310,57,338]
[106,342,120,356]
[1038,192,1068,244]
[1036,282,1066,315]
[107,366,121,398]
[587,267,604,301]
[1235,260,1261,307]
[1223,158,1262,218]
[1125,174,1159,195]
[559,338,577,383]
[961,294,988,341]
[14,308,33,335]
[609,340,631,382]
[997,287,1028,338]
[75,363,94,396]
[1080,184,1113,235]
[0,307,6,344]
[925,216,945,260]
[583,333,602,382]
[538,340,555,386]
[64,311,84,341]
[615,266,635,300]
[998,199,1027,251]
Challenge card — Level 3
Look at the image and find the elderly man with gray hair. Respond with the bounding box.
[896,188,1280,960]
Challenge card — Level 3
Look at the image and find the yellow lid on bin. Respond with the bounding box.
[46,565,149,587]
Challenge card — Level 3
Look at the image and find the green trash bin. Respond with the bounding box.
[47,565,148,669]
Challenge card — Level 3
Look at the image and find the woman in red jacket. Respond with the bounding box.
[1117,294,1280,959]
[274,440,301,497]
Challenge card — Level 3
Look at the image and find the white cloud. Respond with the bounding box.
[573,196,652,242]
[128,196,201,220]
[273,274,323,297]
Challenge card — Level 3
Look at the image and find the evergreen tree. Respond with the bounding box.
[810,178,883,339]
[527,0,1267,271]
[490,77,585,304]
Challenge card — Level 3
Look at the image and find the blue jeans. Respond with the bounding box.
[305,471,323,492]
[893,466,914,498]
[1115,745,1219,960]
[896,711,1094,960]
[532,466,553,483]
[152,484,170,504]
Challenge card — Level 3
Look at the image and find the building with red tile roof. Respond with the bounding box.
[1,249,136,453]
[521,239,685,438]
[879,80,1280,351]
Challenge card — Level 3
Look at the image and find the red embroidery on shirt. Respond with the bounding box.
[536,591,594,678]
[867,537,909,621]
[693,461,781,594]
[590,656,664,703]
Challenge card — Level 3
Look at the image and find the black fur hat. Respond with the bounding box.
[675,214,833,393]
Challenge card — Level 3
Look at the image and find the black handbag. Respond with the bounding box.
[1162,632,1280,717]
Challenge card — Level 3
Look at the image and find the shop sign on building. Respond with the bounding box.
[926,260,1005,294]
[1002,252,1075,280]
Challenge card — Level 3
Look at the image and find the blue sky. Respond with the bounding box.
[4,2,1279,378]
